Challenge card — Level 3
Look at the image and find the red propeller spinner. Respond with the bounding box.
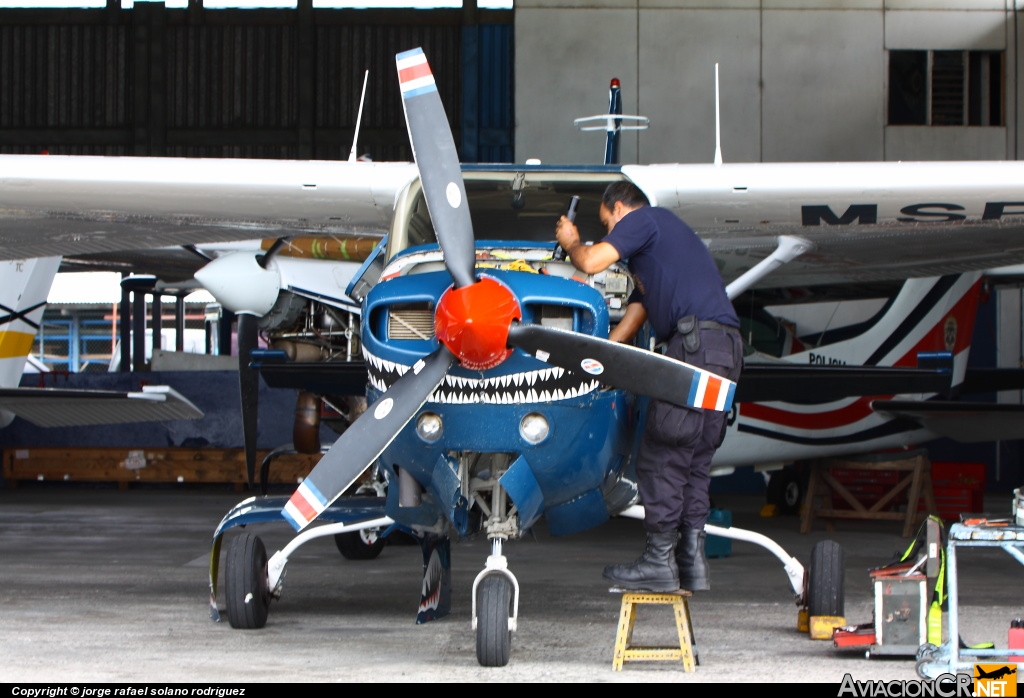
[434,276,521,370]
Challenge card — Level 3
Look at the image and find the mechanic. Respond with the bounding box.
[554,181,742,592]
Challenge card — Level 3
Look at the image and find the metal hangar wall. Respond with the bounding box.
[0,2,514,163]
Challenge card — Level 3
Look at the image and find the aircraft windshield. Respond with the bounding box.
[401,172,621,251]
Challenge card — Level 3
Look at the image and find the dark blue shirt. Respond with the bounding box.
[604,206,738,341]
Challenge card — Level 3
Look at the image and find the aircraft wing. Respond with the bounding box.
[0,385,203,428]
[0,155,417,261]
[625,160,1024,288]
[57,247,214,284]
[4,157,1024,290]
[872,399,1024,443]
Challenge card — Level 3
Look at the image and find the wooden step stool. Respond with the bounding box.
[611,590,697,671]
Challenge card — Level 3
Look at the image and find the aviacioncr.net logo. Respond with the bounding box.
[838,673,973,697]
[973,664,1018,697]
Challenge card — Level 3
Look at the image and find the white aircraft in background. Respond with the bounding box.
[0,256,203,428]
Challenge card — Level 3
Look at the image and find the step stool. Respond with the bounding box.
[611,590,697,671]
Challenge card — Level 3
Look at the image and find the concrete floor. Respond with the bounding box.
[0,487,1021,683]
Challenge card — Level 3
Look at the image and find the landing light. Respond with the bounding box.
[519,412,550,444]
[416,412,443,442]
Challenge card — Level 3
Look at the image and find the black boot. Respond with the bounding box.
[676,528,710,591]
[603,531,680,592]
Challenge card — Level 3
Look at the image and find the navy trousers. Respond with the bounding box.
[635,324,744,532]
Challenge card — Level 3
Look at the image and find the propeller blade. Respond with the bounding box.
[396,47,476,289]
[236,313,260,490]
[507,323,736,412]
[282,345,456,531]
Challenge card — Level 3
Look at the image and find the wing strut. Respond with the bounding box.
[725,235,812,300]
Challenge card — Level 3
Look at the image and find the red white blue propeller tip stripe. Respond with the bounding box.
[690,369,736,412]
[283,478,329,531]
[397,48,436,99]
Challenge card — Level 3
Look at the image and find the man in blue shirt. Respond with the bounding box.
[555,181,743,592]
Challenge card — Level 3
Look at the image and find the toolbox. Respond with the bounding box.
[869,566,929,655]
[833,517,942,657]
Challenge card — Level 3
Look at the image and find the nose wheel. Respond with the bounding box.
[225,532,271,629]
[476,575,513,666]
[471,538,520,667]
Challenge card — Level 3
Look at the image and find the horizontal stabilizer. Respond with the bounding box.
[736,364,951,404]
[959,368,1024,395]
[0,385,203,428]
[254,360,368,395]
[872,399,1024,443]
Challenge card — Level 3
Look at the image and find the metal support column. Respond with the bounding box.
[152,292,163,354]
[119,281,131,372]
[175,294,185,352]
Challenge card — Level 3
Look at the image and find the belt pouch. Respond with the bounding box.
[677,314,701,353]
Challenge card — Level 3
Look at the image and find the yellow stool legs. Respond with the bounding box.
[612,591,697,671]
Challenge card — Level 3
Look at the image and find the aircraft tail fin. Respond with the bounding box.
[790,273,983,386]
[0,257,61,387]
[573,79,648,165]
[0,257,61,426]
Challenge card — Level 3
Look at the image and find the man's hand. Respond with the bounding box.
[554,215,621,274]
[555,215,581,252]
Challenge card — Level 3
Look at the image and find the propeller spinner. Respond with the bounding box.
[282,47,736,532]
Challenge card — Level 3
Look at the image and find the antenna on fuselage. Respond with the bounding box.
[714,63,723,166]
[348,69,370,163]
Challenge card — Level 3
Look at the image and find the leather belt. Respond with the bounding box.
[696,319,740,334]
[676,315,739,353]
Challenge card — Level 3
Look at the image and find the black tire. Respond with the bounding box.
[767,467,804,516]
[225,532,271,629]
[807,539,845,618]
[334,529,386,560]
[476,575,512,667]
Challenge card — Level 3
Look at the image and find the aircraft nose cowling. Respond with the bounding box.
[434,276,520,370]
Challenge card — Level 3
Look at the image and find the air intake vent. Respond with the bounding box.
[388,304,434,340]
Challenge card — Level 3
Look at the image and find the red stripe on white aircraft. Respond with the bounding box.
[739,277,982,432]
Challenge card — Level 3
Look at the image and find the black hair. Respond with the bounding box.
[602,181,651,210]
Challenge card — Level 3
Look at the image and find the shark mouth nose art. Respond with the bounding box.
[364,348,601,404]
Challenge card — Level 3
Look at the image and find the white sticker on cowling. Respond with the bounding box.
[580,358,604,375]
[535,350,550,362]
[413,359,425,375]
[446,182,462,208]
[374,398,395,420]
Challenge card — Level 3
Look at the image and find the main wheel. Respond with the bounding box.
[476,574,512,667]
[807,539,845,618]
[767,467,804,515]
[225,532,271,629]
[334,528,386,560]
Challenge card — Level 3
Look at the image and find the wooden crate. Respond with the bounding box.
[2,447,323,488]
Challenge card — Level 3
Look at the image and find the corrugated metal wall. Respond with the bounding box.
[0,20,132,154]
[0,5,512,162]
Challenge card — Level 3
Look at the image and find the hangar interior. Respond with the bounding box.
[1,0,1022,496]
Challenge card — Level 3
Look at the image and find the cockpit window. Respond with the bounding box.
[396,171,624,255]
